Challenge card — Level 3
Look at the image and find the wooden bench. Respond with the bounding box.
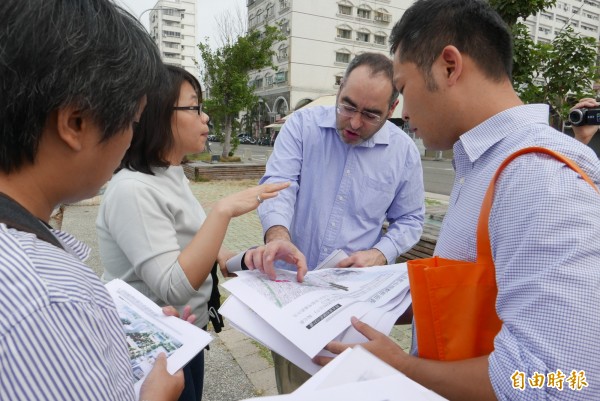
[396,223,440,262]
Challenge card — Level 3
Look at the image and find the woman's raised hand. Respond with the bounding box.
[214,181,290,218]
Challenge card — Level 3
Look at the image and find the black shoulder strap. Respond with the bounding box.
[0,192,65,250]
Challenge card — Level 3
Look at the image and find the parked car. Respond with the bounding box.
[237,133,257,145]
[207,134,220,142]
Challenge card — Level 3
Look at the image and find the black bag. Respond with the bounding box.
[207,261,224,333]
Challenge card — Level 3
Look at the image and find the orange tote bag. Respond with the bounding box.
[407,147,599,361]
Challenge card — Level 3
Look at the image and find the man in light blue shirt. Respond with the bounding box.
[317,1,600,400]
[240,52,424,395]
[245,52,425,278]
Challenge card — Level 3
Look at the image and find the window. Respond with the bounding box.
[163,52,179,59]
[375,9,391,22]
[339,5,352,15]
[337,27,351,39]
[279,0,290,10]
[266,3,274,19]
[266,74,273,87]
[278,45,288,60]
[280,19,290,34]
[538,25,551,34]
[164,42,179,49]
[581,22,597,31]
[254,78,263,88]
[357,8,371,19]
[336,52,350,63]
[335,74,343,86]
[356,32,370,42]
[275,71,287,83]
[163,31,181,38]
[374,34,386,45]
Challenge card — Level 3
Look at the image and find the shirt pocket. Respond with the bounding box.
[352,176,394,223]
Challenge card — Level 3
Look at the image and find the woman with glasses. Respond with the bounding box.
[96,65,288,401]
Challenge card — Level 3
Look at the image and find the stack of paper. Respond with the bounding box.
[240,346,447,401]
[219,263,412,374]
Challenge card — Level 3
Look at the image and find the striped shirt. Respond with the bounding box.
[436,104,600,400]
[0,224,135,400]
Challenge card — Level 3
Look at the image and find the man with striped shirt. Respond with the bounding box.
[317,0,600,400]
[0,1,183,400]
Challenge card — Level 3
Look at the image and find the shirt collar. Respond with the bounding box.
[318,105,391,148]
[456,104,550,163]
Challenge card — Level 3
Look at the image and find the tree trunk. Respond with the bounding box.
[222,115,233,158]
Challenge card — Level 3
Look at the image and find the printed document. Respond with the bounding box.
[106,279,212,397]
[240,346,447,401]
[220,263,411,358]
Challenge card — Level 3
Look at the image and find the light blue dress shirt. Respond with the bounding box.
[435,104,600,399]
[258,105,425,270]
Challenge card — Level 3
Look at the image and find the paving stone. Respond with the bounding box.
[236,353,272,375]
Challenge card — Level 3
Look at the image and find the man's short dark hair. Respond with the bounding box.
[120,65,203,174]
[389,0,513,89]
[0,0,163,173]
[343,53,399,106]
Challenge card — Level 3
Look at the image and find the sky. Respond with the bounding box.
[116,0,246,47]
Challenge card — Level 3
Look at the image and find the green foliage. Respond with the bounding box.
[490,0,598,128]
[490,0,556,26]
[198,25,284,157]
[511,24,598,124]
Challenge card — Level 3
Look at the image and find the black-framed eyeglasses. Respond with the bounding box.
[336,103,383,125]
[173,104,203,115]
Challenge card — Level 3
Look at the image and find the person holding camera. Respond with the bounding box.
[570,97,600,146]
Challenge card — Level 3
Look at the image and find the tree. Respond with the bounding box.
[490,0,599,127]
[198,25,284,158]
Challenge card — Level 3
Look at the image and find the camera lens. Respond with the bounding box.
[569,109,584,126]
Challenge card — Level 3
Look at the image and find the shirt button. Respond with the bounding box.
[331,222,336,227]
[346,170,350,175]
[323,247,328,253]
[459,177,465,184]
[338,196,344,201]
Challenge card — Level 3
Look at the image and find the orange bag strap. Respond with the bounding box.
[476,146,599,264]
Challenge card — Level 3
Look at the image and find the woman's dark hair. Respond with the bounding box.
[120,65,203,174]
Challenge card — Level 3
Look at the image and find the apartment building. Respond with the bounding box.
[149,0,198,77]
[525,0,600,43]
[247,0,413,123]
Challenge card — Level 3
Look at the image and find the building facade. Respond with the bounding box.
[247,0,414,124]
[149,0,198,77]
[525,0,600,43]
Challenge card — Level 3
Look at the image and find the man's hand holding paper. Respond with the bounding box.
[244,239,308,282]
